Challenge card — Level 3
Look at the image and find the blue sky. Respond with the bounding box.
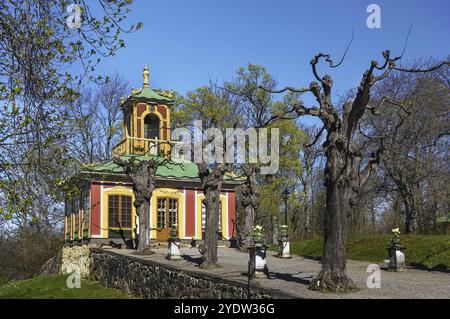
[90,0,449,124]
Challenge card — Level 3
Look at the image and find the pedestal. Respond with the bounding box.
[249,244,268,278]
[387,243,407,272]
[166,238,182,261]
[278,237,291,258]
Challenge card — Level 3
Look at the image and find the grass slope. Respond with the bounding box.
[0,275,133,299]
[288,235,450,270]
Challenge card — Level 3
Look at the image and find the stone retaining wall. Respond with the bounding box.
[40,245,91,278]
[89,249,293,299]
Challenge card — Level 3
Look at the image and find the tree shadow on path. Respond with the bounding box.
[266,271,314,286]
[181,254,203,265]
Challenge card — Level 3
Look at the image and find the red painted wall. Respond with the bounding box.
[137,103,146,116]
[90,183,101,236]
[228,192,236,238]
[185,189,196,237]
[157,105,166,120]
[88,182,236,239]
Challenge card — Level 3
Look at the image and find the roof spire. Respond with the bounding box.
[143,64,149,87]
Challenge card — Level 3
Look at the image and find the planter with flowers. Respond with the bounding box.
[248,225,268,278]
[387,228,407,272]
[166,223,182,261]
[277,225,291,258]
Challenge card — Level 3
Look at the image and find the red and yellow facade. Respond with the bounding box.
[65,182,237,243]
[64,66,238,245]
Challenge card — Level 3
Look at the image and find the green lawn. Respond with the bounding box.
[0,275,133,299]
[283,234,450,270]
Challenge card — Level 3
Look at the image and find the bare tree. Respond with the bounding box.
[368,63,450,233]
[232,49,449,292]
[65,74,129,164]
[197,162,229,269]
[97,73,130,160]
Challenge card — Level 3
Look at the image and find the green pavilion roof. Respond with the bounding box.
[80,155,239,182]
[119,65,175,106]
[121,86,174,106]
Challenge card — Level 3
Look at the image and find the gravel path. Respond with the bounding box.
[110,245,450,299]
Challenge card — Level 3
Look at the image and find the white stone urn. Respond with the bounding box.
[249,243,268,278]
[278,236,291,258]
[387,242,407,272]
[166,238,182,261]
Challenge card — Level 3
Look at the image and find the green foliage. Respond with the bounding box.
[174,86,237,129]
[0,275,133,299]
[0,1,139,232]
[223,64,305,230]
[284,235,450,270]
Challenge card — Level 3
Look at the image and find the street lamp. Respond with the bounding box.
[282,188,290,226]
[279,188,291,259]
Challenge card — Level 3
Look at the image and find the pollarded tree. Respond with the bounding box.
[173,86,238,268]
[236,51,449,292]
[112,155,178,255]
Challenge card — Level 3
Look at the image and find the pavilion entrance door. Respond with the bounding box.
[156,197,178,241]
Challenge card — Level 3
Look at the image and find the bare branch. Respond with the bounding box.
[304,126,326,148]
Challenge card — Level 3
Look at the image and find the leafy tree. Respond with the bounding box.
[0,0,140,233]
[224,64,304,247]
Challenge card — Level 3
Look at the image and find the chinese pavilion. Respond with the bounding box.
[64,66,238,247]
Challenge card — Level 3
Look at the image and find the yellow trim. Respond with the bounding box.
[151,188,184,239]
[81,190,90,238]
[72,194,80,239]
[133,103,137,138]
[130,102,171,155]
[65,215,68,239]
[71,211,74,240]
[196,194,227,240]
[139,107,164,139]
[166,104,171,142]
[102,186,136,239]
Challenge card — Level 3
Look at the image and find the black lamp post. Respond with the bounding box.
[282,188,290,226]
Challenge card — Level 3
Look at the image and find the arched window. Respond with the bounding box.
[144,114,160,140]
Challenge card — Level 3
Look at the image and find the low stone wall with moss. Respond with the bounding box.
[89,249,292,299]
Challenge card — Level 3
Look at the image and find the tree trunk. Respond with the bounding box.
[200,185,221,269]
[238,204,255,249]
[404,195,418,234]
[113,158,158,255]
[238,168,258,250]
[309,146,356,292]
[135,200,151,254]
